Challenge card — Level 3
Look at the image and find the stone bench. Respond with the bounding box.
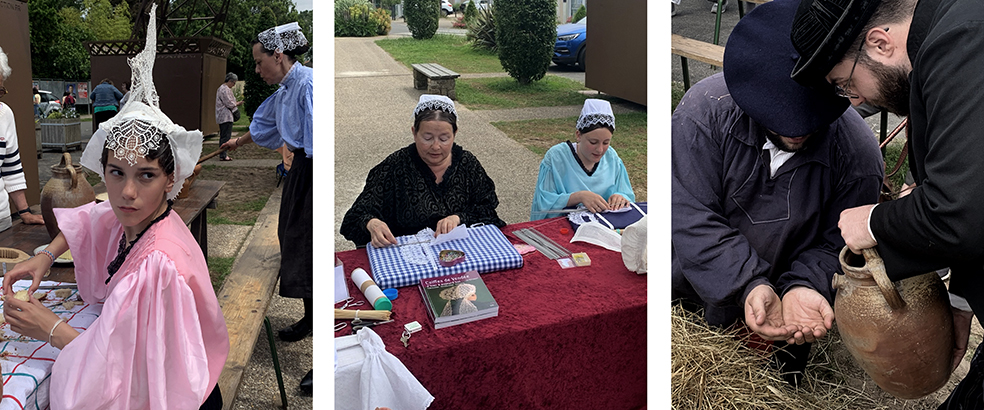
[411,63,461,100]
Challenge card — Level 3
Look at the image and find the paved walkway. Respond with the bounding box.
[333,34,645,252]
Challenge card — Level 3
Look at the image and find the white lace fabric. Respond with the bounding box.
[80,4,203,200]
[577,98,616,131]
[412,94,457,119]
[258,22,308,54]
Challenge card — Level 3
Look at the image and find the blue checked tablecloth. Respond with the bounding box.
[0,280,100,410]
[367,225,523,288]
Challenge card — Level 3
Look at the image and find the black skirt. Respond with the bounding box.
[277,149,313,299]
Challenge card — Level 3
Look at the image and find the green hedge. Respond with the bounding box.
[335,0,391,37]
[405,0,440,40]
[496,0,556,84]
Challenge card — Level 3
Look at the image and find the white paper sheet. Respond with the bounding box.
[570,221,623,252]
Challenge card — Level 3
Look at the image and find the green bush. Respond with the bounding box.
[464,0,478,22]
[573,5,586,22]
[466,5,496,52]
[335,0,392,37]
[405,0,440,40]
[496,0,555,84]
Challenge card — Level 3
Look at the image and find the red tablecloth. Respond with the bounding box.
[335,217,647,409]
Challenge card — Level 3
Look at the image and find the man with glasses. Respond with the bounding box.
[672,0,883,385]
[0,46,45,231]
[790,0,984,404]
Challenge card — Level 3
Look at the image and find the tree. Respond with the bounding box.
[573,4,586,22]
[464,0,478,22]
[220,0,304,117]
[84,0,131,40]
[496,0,555,84]
[404,0,439,40]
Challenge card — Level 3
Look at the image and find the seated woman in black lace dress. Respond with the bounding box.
[341,95,506,248]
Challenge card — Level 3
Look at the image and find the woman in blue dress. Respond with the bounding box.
[219,21,314,394]
[530,99,635,220]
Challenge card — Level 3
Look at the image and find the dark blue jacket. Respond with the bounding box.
[671,73,884,326]
[91,83,123,108]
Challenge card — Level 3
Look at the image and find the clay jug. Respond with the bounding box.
[833,246,953,399]
[40,152,96,240]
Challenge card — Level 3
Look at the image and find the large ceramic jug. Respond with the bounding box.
[833,246,953,399]
[40,152,96,240]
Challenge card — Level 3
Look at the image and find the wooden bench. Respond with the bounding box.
[671,34,725,91]
[411,63,461,100]
[216,191,287,409]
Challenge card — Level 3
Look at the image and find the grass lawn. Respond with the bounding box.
[457,76,593,110]
[207,256,235,293]
[672,81,686,111]
[492,112,648,201]
[375,34,502,73]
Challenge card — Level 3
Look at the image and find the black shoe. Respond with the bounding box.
[770,342,811,387]
[299,369,313,396]
[278,318,312,342]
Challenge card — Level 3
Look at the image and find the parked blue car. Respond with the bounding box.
[553,17,587,71]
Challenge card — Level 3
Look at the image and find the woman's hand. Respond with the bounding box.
[20,212,45,225]
[573,191,610,213]
[220,132,252,152]
[367,218,397,248]
[4,295,62,342]
[607,194,630,211]
[2,255,50,297]
[435,215,461,236]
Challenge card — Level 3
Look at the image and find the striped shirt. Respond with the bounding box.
[0,102,28,231]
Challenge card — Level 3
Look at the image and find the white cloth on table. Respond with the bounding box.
[0,280,99,410]
[335,328,433,410]
[621,215,648,274]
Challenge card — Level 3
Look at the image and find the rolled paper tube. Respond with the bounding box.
[334,309,391,321]
[351,268,393,311]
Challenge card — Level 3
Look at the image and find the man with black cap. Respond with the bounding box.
[672,0,884,385]
[790,0,984,404]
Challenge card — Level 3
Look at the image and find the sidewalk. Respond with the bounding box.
[333,32,645,251]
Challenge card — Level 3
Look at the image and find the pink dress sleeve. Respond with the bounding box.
[49,252,215,409]
[53,201,120,302]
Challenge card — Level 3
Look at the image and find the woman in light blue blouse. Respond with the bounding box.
[219,21,314,394]
[530,99,635,220]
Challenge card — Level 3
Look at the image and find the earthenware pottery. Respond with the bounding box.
[41,152,96,240]
[833,246,953,399]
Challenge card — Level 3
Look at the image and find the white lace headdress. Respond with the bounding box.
[412,94,457,119]
[576,98,616,131]
[257,22,308,54]
[81,3,203,201]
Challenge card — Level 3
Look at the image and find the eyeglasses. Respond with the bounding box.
[0,86,6,99]
[832,41,865,99]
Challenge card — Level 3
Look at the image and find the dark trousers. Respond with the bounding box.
[199,384,222,410]
[92,110,117,133]
[218,122,233,159]
[939,343,984,410]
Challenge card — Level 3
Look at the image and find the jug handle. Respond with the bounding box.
[61,152,78,190]
[862,247,906,310]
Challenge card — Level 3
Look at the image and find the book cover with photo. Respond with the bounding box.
[419,270,498,329]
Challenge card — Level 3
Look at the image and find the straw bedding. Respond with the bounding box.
[671,304,946,410]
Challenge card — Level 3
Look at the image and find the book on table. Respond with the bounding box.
[419,270,498,329]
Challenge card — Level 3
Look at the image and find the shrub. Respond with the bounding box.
[466,5,496,52]
[405,0,440,40]
[464,0,478,22]
[335,0,392,37]
[452,16,467,29]
[496,0,555,84]
[573,5,586,22]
